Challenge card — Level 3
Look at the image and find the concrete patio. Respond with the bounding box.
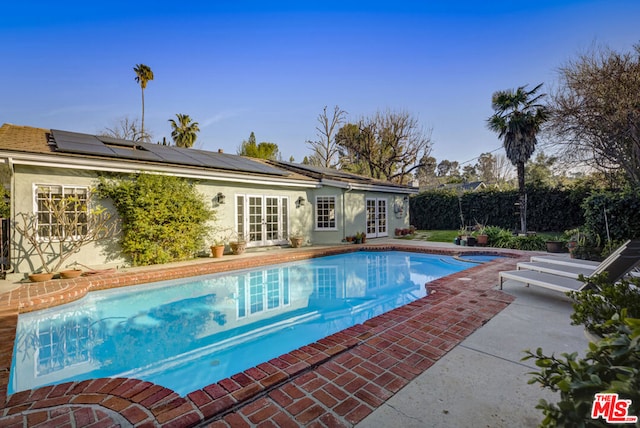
[357,277,588,428]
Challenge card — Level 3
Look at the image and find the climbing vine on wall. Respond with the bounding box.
[97,173,213,266]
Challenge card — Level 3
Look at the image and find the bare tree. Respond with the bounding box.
[15,193,116,273]
[336,110,433,184]
[101,116,150,142]
[494,153,515,186]
[547,44,640,188]
[306,106,347,168]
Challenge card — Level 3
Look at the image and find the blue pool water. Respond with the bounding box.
[10,251,494,396]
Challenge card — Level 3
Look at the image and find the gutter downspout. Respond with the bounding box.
[5,157,15,273]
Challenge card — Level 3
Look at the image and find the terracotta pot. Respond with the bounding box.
[210,245,225,258]
[290,236,304,248]
[60,269,83,279]
[28,272,54,282]
[476,234,489,246]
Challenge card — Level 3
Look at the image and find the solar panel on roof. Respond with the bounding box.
[277,161,367,180]
[98,136,138,147]
[52,130,117,156]
[50,129,290,176]
[141,144,207,167]
[109,146,163,162]
[215,152,289,175]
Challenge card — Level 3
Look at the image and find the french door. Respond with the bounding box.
[237,195,289,246]
[366,198,388,238]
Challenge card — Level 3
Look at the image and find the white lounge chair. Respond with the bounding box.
[518,241,632,278]
[529,256,600,269]
[516,261,596,279]
[499,239,640,293]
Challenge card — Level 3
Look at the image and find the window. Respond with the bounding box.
[36,185,89,240]
[315,196,336,230]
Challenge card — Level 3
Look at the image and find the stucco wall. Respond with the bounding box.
[9,165,410,274]
[11,165,125,274]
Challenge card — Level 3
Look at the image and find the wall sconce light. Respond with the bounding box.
[215,192,225,205]
[296,196,306,208]
[403,195,409,204]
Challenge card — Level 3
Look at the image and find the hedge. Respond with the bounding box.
[409,187,589,232]
[582,189,640,241]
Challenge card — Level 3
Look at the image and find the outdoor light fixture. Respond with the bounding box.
[403,195,409,203]
[215,192,225,205]
[296,196,306,208]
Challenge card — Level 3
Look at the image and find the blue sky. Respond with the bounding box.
[2,1,639,165]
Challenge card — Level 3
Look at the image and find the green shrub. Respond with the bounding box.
[482,226,547,251]
[97,173,213,266]
[0,186,9,218]
[484,225,514,248]
[525,273,640,426]
[523,313,640,427]
[508,234,547,251]
[567,274,640,336]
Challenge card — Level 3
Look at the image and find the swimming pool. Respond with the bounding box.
[10,251,492,396]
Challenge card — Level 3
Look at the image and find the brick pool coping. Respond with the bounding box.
[0,244,528,427]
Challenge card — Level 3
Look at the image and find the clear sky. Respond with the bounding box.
[2,1,639,165]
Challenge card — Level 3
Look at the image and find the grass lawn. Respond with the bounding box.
[396,230,458,243]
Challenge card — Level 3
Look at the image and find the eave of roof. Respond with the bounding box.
[0,124,318,188]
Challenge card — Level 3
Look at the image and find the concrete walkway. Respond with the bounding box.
[356,279,589,428]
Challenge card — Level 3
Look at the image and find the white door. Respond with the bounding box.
[366,198,388,238]
[238,195,289,246]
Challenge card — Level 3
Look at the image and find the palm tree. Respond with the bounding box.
[169,114,200,148]
[133,64,154,141]
[487,83,548,233]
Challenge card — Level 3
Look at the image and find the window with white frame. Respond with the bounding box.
[315,196,336,230]
[36,185,89,240]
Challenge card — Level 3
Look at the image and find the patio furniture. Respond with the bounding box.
[499,239,640,293]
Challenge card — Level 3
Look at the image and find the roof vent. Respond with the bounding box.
[218,149,224,153]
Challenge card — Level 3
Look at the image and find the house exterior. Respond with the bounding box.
[0,123,417,274]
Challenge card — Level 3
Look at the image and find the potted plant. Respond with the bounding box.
[209,228,232,258]
[474,221,489,247]
[210,241,225,258]
[455,225,466,245]
[544,235,566,253]
[354,232,364,244]
[59,269,83,279]
[229,234,248,255]
[289,232,304,248]
[28,271,54,282]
